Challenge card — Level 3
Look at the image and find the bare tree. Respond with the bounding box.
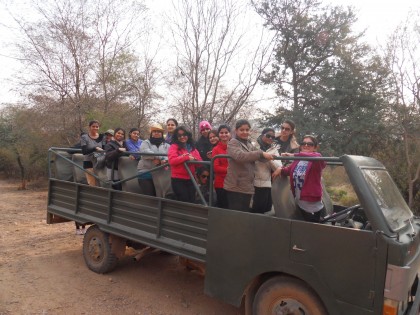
[92,0,147,114]
[121,49,163,133]
[13,0,95,131]
[10,0,155,134]
[384,12,420,208]
[167,0,272,136]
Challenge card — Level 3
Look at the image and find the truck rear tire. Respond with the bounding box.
[83,225,119,274]
[253,276,327,315]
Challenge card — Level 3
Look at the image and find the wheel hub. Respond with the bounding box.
[273,298,308,315]
[88,236,104,262]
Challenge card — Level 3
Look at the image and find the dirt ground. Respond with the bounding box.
[0,179,240,315]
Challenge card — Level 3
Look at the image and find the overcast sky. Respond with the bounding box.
[0,0,418,106]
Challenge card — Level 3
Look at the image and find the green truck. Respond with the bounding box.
[47,148,420,315]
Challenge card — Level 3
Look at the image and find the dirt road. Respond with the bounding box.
[0,180,239,315]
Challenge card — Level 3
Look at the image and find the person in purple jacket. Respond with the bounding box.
[272,135,326,223]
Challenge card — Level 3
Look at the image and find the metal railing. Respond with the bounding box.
[48,147,343,208]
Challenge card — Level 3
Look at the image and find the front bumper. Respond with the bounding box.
[406,276,420,315]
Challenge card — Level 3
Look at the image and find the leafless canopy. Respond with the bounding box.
[167,0,272,136]
[10,0,160,136]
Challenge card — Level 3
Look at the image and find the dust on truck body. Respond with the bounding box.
[47,148,420,315]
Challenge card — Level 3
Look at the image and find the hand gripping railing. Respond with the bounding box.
[48,147,343,207]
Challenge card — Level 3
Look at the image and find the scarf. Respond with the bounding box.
[257,135,271,152]
[150,136,164,147]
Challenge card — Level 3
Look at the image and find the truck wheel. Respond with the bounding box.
[83,225,119,274]
[253,276,327,315]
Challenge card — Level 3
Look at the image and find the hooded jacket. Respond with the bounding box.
[281,152,326,202]
[168,144,202,179]
[254,135,282,188]
[224,138,265,194]
[212,141,228,189]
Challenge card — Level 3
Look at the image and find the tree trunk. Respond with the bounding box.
[16,153,27,190]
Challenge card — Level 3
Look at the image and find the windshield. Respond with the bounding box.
[362,169,412,231]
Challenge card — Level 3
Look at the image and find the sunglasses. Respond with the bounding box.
[301,142,315,147]
[200,174,209,179]
[177,134,188,138]
[281,126,291,131]
[264,134,275,139]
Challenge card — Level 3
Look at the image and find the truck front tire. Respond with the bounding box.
[83,225,119,274]
[253,276,327,315]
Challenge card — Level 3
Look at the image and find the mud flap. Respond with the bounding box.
[110,234,127,259]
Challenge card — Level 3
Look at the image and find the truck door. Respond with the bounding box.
[290,221,377,311]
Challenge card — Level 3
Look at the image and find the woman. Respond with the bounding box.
[195,166,216,205]
[165,118,178,144]
[78,120,104,234]
[211,124,231,208]
[125,128,142,161]
[252,128,282,214]
[80,120,105,186]
[168,126,202,203]
[137,123,171,197]
[105,128,127,191]
[272,135,326,222]
[206,129,219,159]
[224,119,273,212]
[196,120,212,161]
[275,119,299,154]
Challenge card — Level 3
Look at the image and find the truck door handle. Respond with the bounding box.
[292,245,306,252]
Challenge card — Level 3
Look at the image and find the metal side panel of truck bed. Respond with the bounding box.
[204,207,386,315]
[47,179,208,261]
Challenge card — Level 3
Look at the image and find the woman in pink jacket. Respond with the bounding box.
[168,126,202,203]
[272,135,326,222]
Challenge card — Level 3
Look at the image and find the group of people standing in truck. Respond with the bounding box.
[79,117,326,229]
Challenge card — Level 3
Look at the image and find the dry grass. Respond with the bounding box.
[323,166,359,206]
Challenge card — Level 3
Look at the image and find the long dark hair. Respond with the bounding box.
[166,118,178,126]
[172,126,195,149]
[88,120,100,127]
[301,134,319,147]
[235,119,251,130]
[261,127,275,135]
[218,124,231,133]
[283,119,295,131]
[113,127,126,140]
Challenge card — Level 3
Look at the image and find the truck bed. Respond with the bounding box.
[47,179,208,262]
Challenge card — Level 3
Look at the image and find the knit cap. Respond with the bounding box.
[199,120,212,131]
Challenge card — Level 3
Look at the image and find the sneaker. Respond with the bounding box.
[75,229,83,235]
[81,228,87,235]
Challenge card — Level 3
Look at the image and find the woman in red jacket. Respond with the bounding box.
[211,124,231,208]
[168,126,202,203]
[272,135,326,222]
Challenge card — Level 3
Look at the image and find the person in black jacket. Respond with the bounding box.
[80,120,105,186]
[105,127,127,190]
[77,120,105,234]
[196,120,212,161]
